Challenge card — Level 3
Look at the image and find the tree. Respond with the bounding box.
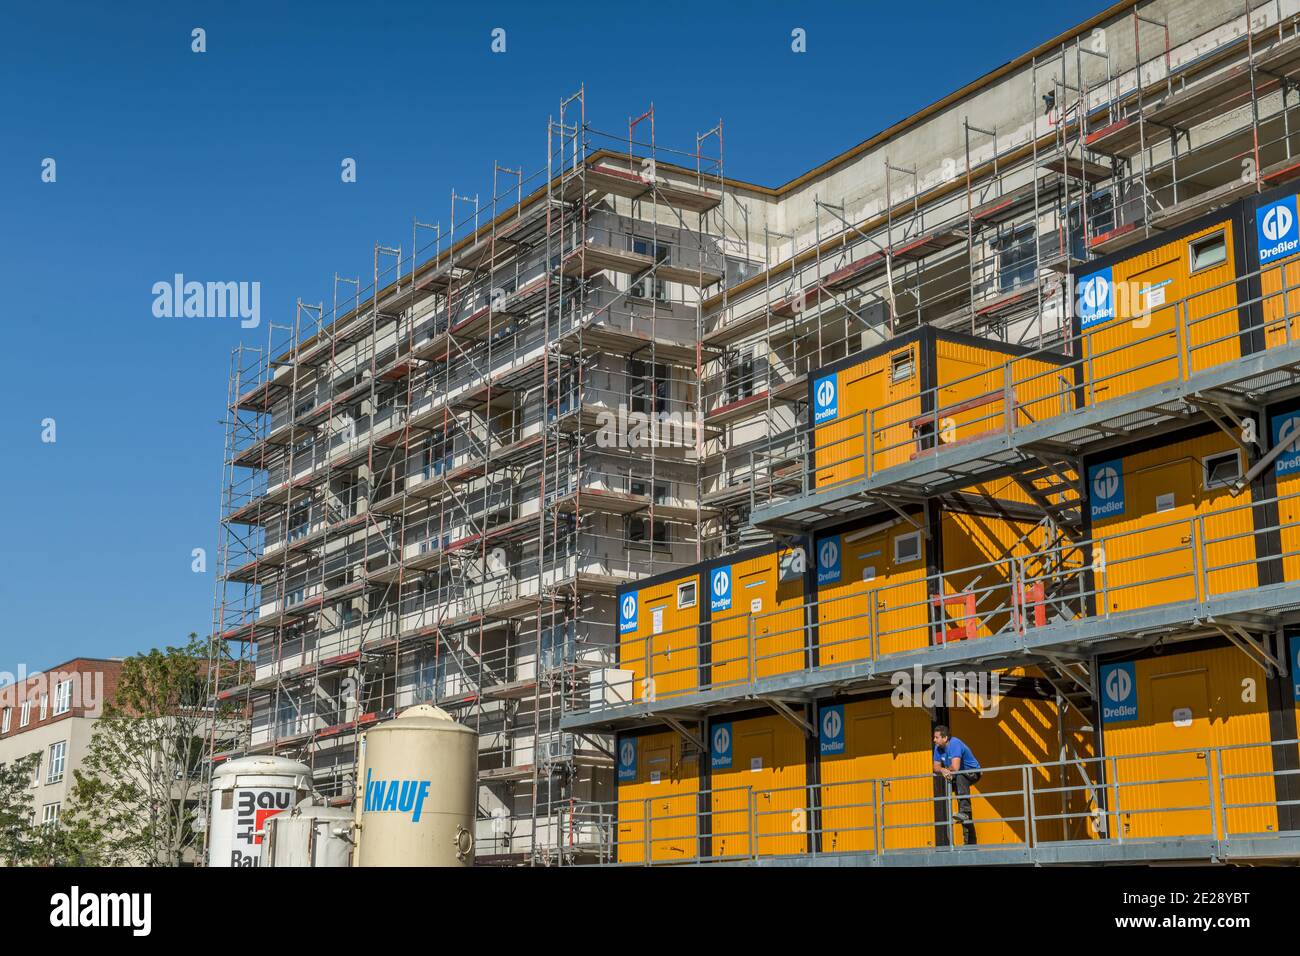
[60,634,231,866]
[0,753,42,863]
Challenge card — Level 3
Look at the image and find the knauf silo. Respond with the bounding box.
[207,755,311,867]
[357,705,477,866]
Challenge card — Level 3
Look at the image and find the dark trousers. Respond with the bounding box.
[949,771,982,844]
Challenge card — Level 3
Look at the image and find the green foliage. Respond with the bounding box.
[57,634,238,867]
[0,753,42,863]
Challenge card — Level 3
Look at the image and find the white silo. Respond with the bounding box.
[207,755,312,867]
[356,705,476,866]
[260,796,354,867]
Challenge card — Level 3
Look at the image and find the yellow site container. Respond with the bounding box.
[1268,402,1300,581]
[614,727,700,863]
[708,544,809,687]
[708,711,810,859]
[816,695,934,853]
[1098,642,1281,840]
[1078,215,1244,403]
[810,326,1071,490]
[1085,425,1258,615]
[814,512,929,663]
[616,570,703,704]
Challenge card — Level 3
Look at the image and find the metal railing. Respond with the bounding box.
[750,257,1300,512]
[562,738,1300,865]
[585,483,1296,712]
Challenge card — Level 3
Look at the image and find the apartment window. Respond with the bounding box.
[30,754,41,788]
[677,581,697,609]
[1,708,9,734]
[1190,231,1227,272]
[540,621,576,672]
[547,367,579,420]
[630,238,669,301]
[287,503,311,542]
[995,225,1037,292]
[53,680,73,716]
[39,695,47,721]
[40,803,60,828]
[894,531,922,564]
[629,360,670,414]
[46,741,66,785]
[414,650,445,704]
[1203,451,1242,490]
[286,587,305,608]
[725,353,756,404]
[19,699,31,727]
[276,694,302,738]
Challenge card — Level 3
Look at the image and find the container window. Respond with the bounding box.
[1202,451,1241,489]
[1189,231,1227,272]
[890,350,914,383]
[894,530,922,564]
[677,581,697,609]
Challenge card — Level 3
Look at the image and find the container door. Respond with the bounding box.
[644,745,698,862]
[819,529,891,666]
[1097,458,1196,614]
[1116,671,1213,839]
[711,556,805,687]
[820,702,933,854]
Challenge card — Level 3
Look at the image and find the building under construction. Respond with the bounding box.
[210,0,1300,864]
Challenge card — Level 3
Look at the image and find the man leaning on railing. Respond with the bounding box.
[933,725,982,846]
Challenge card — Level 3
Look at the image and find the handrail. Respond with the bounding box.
[562,738,1300,865]
[749,254,1300,511]
[592,482,1295,710]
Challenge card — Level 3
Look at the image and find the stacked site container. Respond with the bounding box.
[808,326,1073,490]
[609,184,1300,861]
[1097,640,1300,841]
[615,540,811,706]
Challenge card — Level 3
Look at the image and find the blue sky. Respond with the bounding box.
[0,0,1104,671]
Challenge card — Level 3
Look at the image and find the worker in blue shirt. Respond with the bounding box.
[933,725,982,844]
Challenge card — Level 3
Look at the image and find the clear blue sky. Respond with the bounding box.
[0,0,1105,671]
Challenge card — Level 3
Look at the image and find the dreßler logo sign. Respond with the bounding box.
[709,565,733,612]
[812,374,838,424]
[1077,267,1114,330]
[819,704,845,755]
[616,737,637,781]
[1100,662,1138,724]
[1087,458,1126,521]
[711,722,733,769]
[1273,414,1300,475]
[1258,195,1300,264]
[816,536,842,585]
[618,591,638,634]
